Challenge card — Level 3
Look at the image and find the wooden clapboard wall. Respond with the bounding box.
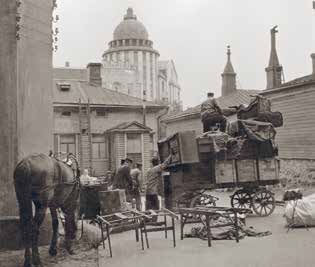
[262,84,315,159]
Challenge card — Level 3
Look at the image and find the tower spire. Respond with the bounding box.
[221,45,237,96]
[265,25,283,89]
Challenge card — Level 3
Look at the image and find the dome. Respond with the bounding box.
[113,8,149,41]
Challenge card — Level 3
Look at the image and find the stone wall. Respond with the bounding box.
[279,159,315,187]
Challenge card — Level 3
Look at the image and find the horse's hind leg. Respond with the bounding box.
[49,207,58,256]
[32,201,47,267]
[14,184,33,267]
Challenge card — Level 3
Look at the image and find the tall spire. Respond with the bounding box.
[265,26,283,89]
[221,45,237,96]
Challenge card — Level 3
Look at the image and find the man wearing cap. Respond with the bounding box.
[112,158,133,201]
[201,92,226,132]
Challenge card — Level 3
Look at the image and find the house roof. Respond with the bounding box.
[53,79,166,109]
[280,74,315,88]
[260,74,315,96]
[53,67,87,81]
[162,89,260,122]
[106,121,152,133]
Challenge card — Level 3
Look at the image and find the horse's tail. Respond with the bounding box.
[13,159,33,248]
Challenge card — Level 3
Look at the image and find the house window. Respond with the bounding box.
[127,133,141,153]
[96,109,107,117]
[61,111,71,117]
[60,134,76,155]
[58,83,71,91]
[92,134,107,159]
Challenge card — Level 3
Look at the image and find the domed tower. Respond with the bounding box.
[102,8,160,101]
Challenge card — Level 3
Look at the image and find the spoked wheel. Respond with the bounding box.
[251,189,275,217]
[230,189,252,210]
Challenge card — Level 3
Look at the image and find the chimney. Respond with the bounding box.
[265,26,283,89]
[311,53,315,75]
[65,61,70,68]
[221,46,237,96]
[87,63,102,87]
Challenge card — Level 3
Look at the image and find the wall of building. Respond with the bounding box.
[279,159,315,187]
[164,116,203,137]
[103,47,159,102]
[0,0,19,216]
[262,84,315,160]
[54,107,160,137]
[0,0,53,217]
[54,106,163,175]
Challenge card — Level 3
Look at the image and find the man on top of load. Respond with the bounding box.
[200,92,226,132]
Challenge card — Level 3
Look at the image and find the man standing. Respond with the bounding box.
[130,163,142,210]
[112,158,133,201]
[145,157,169,211]
[200,92,226,132]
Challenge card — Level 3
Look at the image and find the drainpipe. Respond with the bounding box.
[142,100,146,126]
[157,106,169,140]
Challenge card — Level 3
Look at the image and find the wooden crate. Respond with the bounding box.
[99,189,127,215]
[158,131,199,165]
[215,160,236,184]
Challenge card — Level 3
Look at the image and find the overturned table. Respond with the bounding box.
[179,206,251,247]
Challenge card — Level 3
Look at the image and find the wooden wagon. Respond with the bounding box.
[158,130,280,217]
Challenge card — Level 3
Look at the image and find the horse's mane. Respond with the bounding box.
[52,152,81,180]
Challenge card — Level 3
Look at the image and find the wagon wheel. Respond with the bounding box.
[230,189,252,210]
[251,189,275,217]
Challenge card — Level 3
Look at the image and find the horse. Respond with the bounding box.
[14,153,81,267]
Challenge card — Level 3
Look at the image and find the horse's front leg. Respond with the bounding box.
[49,207,59,256]
[32,201,47,267]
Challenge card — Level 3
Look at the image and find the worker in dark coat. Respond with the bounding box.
[200,92,227,132]
[112,158,133,201]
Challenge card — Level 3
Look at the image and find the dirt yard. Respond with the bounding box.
[1,187,315,267]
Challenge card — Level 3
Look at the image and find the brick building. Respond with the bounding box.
[53,64,167,176]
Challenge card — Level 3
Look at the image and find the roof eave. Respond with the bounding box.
[53,102,167,109]
[260,80,315,95]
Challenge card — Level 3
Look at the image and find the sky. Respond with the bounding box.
[53,0,315,109]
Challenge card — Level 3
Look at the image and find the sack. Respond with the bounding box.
[284,193,315,227]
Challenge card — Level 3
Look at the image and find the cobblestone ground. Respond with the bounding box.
[1,187,315,267]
